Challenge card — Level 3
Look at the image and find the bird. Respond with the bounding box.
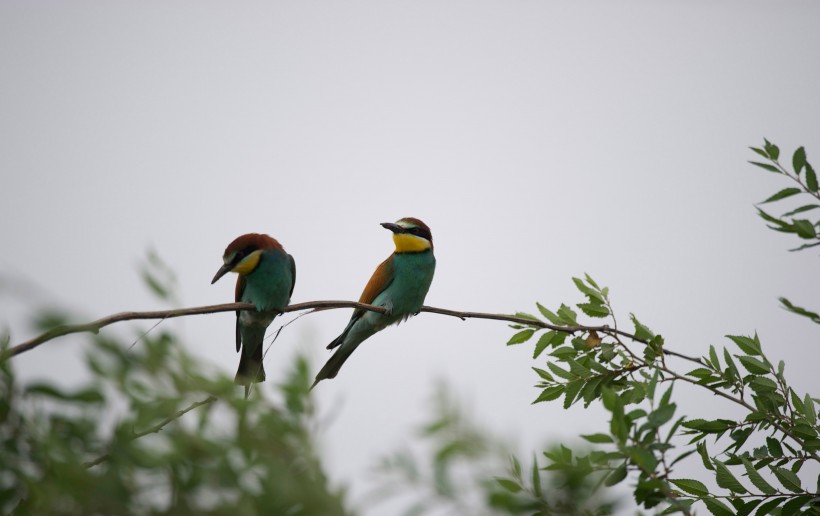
[312,217,435,388]
[211,233,296,398]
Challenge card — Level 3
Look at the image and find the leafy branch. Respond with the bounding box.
[504,269,819,514]
[749,139,820,252]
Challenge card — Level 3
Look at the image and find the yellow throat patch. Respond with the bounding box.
[393,233,431,253]
[232,249,263,275]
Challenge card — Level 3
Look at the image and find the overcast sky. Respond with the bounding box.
[2,1,819,513]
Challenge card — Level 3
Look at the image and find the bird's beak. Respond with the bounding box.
[211,263,233,284]
[380,222,404,233]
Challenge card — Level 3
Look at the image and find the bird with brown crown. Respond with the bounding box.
[312,217,435,388]
[211,234,295,397]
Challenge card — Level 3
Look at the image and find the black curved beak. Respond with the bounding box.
[380,222,404,233]
[211,263,233,284]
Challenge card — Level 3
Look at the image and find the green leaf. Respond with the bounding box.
[782,204,820,217]
[682,418,734,433]
[764,139,780,160]
[772,466,802,492]
[536,303,563,325]
[584,273,601,290]
[581,433,614,444]
[695,442,714,471]
[709,345,721,370]
[628,447,657,473]
[779,297,820,324]
[737,356,770,374]
[547,362,575,381]
[754,498,785,516]
[563,379,584,409]
[531,455,542,498]
[604,462,627,486]
[807,162,818,192]
[511,456,522,478]
[792,146,807,174]
[749,146,769,159]
[556,304,577,325]
[494,477,522,493]
[646,404,676,429]
[792,219,816,239]
[740,457,777,495]
[713,460,748,493]
[803,393,817,422]
[533,385,564,404]
[766,437,784,457]
[603,389,628,443]
[735,499,763,516]
[577,302,609,318]
[630,314,655,341]
[781,495,813,515]
[726,334,762,355]
[748,376,777,392]
[26,383,105,404]
[572,277,605,303]
[532,367,553,381]
[669,478,709,497]
[802,440,820,451]
[549,346,577,359]
[703,497,736,516]
[749,161,781,173]
[507,329,535,345]
[761,187,802,204]
[533,331,556,359]
[565,359,591,378]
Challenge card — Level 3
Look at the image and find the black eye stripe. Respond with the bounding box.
[404,227,432,241]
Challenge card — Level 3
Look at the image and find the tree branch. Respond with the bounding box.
[2,300,703,365]
[84,395,218,468]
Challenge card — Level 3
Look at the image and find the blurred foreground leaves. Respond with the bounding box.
[372,385,618,515]
[0,326,345,515]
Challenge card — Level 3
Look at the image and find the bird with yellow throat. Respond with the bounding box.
[211,233,296,397]
[312,217,435,388]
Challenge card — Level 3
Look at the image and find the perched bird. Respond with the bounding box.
[211,233,296,397]
[312,217,436,388]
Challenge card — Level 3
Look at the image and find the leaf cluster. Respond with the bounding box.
[508,271,819,515]
[0,324,345,515]
[749,140,820,253]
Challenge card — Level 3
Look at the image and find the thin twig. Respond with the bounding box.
[3,301,704,365]
[84,395,218,468]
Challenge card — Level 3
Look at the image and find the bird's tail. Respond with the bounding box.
[311,342,357,390]
[235,335,266,399]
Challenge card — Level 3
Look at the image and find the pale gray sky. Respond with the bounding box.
[2,1,819,513]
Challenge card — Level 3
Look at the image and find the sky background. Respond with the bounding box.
[2,1,819,513]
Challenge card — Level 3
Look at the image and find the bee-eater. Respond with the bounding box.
[312,217,435,388]
[211,233,296,397]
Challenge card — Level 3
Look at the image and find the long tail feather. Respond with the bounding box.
[311,343,357,390]
[235,332,266,399]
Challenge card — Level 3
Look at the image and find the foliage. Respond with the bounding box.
[373,385,618,515]
[508,276,819,514]
[0,325,345,515]
[749,140,819,255]
[500,141,820,515]
[749,140,820,325]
